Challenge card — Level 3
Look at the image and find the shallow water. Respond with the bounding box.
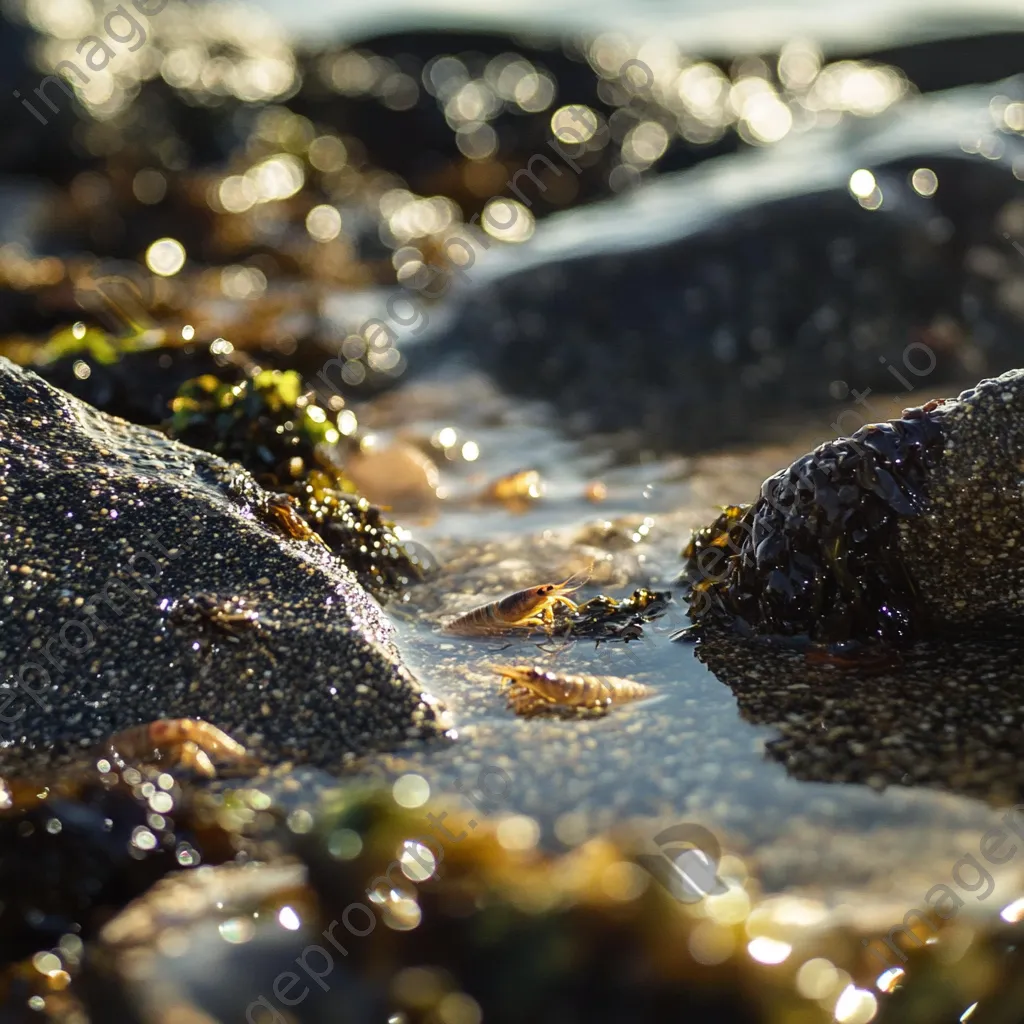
[330,374,1024,917]
[253,0,1024,51]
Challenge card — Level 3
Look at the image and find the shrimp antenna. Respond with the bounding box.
[557,563,593,593]
[487,664,520,679]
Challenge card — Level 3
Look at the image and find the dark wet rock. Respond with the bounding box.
[406,87,1024,449]
[0,763,243,965]
[679,421,945,646]
[0,357,448,774]
[77,860,378,1024]
[0,13,85,180]
[294,25,1024,219]
[36,339,253,427]
[865,30,1024,93]
[3,0,271,179]
[897,372,1024,636]
[680,369,1024,645]
[76,861,329,1024]
[293,29,684,220]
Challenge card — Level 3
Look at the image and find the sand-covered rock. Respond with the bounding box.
[0,358,449,772]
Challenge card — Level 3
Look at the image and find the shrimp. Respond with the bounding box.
[266,493,328,548]
[441,568,589,637]
[492,664,651,717]
[105,718,252,778]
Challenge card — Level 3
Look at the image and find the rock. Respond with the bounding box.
[0,358,449,774]
[162,368,433,596]
[897,370,1024,636]
[404,83,1024,450]
[0,763,232,962]
[77,861,342,1024]
[291,23,1024,221]
[36,338,253,426]
[680,369,1024,644]
[343,442,440,514]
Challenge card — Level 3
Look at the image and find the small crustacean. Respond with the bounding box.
[105,718,252,778]
[169,593,264,639]
[266,492,328,548]
[492,664,651,717]
[441,569,589,637]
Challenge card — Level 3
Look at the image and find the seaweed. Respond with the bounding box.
[167,369,349,486]
[15,321,255,424]
[555,587,672,642]
[165,368,427,595]
[0,357,447,777]
[679,406,947,645]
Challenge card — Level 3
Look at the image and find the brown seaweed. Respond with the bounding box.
[679,371,1024,646]
[559,587,672,642]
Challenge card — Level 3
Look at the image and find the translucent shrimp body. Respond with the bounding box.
[442,570,588,636]
[492,664,651,717]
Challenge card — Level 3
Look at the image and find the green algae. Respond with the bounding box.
[34,322,149,366]
[165,369,349,488]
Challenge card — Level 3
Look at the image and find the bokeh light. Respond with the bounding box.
[145,238,186,277]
